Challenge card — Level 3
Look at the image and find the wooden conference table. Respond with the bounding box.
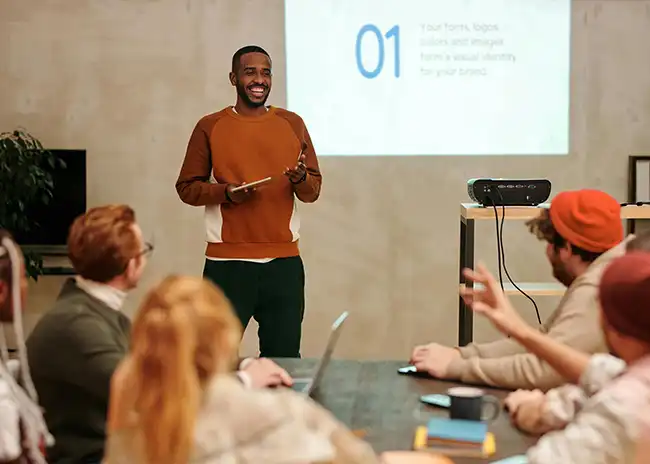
[275,359,536,463]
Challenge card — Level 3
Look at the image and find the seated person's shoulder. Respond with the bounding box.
[28,299,117,356]
[579,240,628,285]
[32,298,102,335]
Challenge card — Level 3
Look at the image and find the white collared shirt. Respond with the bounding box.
[74,277,127,311]
[73,277,257,388]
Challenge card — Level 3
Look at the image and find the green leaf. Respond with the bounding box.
[0,129,57,278]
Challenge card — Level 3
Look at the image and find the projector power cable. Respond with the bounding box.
[489,191,542,325]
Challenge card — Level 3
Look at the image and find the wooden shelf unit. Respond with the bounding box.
[460,282,566,297]
[457,203,650,346]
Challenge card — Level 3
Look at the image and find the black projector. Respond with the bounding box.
[467,178,552,207]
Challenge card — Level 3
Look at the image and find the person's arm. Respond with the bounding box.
[61,314,126,402]
[449,285,604,390]
[277,110,322,203]
[448,351,566,391]
[291,124,322,203]
[234,357,254,387]
[527,385,635,464]
[458,337,525,359]
[509,323,591,386]
[0,380,21,463]
[507,384,587,435]
[175,117,229,206]
[519,355,626,435]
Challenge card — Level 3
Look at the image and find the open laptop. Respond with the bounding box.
[291,311,349,396]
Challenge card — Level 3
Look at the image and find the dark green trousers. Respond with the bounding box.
[203,256,305,358]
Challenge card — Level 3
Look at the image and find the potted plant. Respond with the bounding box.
[0,129,65,280]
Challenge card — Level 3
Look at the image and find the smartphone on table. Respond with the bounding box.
[419,393,451,408]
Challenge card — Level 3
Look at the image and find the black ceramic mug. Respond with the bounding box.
[447,386,500,421]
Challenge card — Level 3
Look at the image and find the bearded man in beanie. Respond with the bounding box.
[411,189,628,390]
[461,252,650,463]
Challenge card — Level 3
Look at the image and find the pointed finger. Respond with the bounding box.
[476,262,500,288]
[411,352,424,363]
[462,267,488,285]
[476,262,510,304]
[279,368,293,386]
[470,301,493,315]
[460,293,475,307]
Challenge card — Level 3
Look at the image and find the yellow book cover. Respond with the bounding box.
[413,426,496,458]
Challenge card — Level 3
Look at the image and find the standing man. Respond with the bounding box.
[176,45,322,358]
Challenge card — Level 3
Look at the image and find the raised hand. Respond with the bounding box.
[284,153,307,183]
[459,262,529,337]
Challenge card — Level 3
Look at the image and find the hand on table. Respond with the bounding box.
[459,262,530,338]
[242,358,293,388]
[284,153,307,183]
[409,343,460,379]
[226,183,256,204]
[505,389,547,433]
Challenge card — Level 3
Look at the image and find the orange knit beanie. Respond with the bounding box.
[549,189,623,252]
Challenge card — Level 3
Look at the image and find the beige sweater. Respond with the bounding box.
[103,375,379,464]
[446,238,630,391]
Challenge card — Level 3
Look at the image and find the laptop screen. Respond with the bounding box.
[308,311,348,392]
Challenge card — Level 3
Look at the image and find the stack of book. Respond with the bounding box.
[413,417,496,459]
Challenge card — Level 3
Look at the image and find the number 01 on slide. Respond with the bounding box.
[285,0,571,157]
[355,24,401,79]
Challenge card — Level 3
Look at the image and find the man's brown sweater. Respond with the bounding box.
[175,106,322,260]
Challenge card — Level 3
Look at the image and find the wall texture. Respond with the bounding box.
[2,0,650,359]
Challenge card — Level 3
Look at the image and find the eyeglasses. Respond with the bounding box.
[119,240,154,272]
[138,241,154,258]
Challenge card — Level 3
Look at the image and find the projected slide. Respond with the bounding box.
[284,0,570,156]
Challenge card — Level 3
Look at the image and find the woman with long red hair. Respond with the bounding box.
[104,275,380,464]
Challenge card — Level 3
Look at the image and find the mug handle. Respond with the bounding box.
[481,395,501,421]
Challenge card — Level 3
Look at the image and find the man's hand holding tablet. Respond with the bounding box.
[226,177,272,204]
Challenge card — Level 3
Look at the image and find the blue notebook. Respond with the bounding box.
[427,417,488,444]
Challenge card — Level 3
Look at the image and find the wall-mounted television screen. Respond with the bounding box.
[12,149,86,249]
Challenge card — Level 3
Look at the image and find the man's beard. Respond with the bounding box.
[236,82,269,108]
[551,260,574,287]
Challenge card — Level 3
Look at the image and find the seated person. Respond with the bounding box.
[460,253,650,463]
[26,205,299,463]
[105,276,440,464]
[411,189,627,390]
[26,205,148,464]
[503,229,650,435]
[0,231,51,464]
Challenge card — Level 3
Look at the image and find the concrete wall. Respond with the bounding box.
[2,0,650,358]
